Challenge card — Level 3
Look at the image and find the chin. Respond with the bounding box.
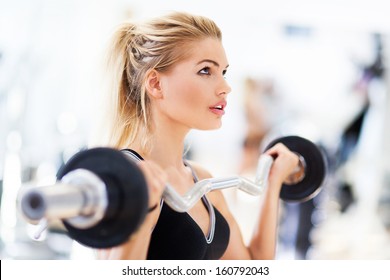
[192,117,223,131]
[201,122,223,130]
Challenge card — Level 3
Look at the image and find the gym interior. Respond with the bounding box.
[1,0,390,260]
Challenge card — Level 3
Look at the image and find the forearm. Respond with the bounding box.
[248,182,281,260]
[96,213,156,260]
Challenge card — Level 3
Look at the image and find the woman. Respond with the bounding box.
[96,11,298,260]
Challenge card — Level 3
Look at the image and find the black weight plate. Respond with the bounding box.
[265,136,325,202]
[57,147,148,248]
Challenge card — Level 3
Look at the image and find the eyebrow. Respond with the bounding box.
[197,59,229,69]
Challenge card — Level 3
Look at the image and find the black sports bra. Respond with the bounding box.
[121,149,230,260]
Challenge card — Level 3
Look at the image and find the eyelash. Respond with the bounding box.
[199,67,211,75]
[199,67,228,78]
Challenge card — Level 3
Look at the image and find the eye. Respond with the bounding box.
[198,67,211,75]
[222,69,228,78]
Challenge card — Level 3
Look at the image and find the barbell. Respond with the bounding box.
[18,135,326,248]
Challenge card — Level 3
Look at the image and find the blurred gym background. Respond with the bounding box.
[1,0,390,259]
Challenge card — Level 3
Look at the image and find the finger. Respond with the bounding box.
[264,143,290,157]
[137,161,166,206]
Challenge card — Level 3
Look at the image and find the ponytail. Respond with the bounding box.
[102,22,151,151]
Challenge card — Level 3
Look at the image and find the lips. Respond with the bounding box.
[209,100,227,116]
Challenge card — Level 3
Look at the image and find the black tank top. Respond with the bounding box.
[122,149,230,260]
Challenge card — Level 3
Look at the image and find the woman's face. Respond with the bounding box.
[155,38,231,131]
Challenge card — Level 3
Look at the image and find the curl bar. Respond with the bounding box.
[18,135,325,248]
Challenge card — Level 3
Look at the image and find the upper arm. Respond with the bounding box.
[211,190,252,259]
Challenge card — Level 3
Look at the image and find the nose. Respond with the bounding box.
[218,78,231,96]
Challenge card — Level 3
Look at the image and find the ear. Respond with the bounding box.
[145,69,163,99]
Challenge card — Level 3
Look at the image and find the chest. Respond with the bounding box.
[147,201,230,260]
[165,167,211,236]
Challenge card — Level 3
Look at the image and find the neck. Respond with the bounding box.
[131,121,190,170]
[149,130,188,169]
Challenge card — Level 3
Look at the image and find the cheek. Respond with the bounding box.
[168,81,205,111]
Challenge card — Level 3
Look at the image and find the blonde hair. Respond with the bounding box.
[101,11,222,153]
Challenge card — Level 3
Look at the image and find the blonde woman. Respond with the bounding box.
[97,11,298,260]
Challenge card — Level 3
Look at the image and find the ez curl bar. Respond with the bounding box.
[18,136,326,248]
